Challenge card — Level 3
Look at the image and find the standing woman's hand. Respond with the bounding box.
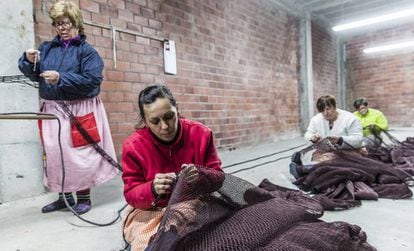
[152,172,177,196]
[25,49,40,63]
[40,70,60,85]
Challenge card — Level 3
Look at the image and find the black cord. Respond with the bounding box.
[3,72,127,226]
[228,155,291,175]
[222,143,308,169]
[225,138,357,175]
[222,143,308,175]
[362,125,389,148]
[0,112,127,227]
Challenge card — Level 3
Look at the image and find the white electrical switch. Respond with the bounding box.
[164,40,177,75]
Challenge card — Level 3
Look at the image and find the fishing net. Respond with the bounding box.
[292,137,413,210]
[146,169,376,251]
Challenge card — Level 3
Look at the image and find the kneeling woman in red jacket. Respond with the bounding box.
[121,84,224,251]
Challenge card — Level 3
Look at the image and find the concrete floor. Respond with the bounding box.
[0,128,413,251]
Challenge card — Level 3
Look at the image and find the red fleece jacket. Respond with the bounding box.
[122,119,223,209]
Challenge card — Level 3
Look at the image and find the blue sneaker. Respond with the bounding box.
[289,162,299,179]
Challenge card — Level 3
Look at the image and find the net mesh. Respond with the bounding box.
[146,169,376,251]
[293,138,413,210]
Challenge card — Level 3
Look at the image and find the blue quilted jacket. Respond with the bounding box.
[18,34,104,100]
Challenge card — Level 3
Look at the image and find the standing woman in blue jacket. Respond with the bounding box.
[18,0,118,215]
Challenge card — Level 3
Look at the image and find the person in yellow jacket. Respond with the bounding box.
[353,97,389,147]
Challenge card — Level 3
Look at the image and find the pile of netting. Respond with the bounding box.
[367,129,414,176]
[145,171,376,251]
[293,133,414,211]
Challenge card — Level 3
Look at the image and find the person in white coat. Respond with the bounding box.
[305,95,363,149]
[290,95,364,178]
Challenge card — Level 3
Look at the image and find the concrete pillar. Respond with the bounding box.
[336,38,347,109]
[0,0,44,203]
[298,13,314,132]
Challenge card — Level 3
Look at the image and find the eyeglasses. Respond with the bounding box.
[53,21,72,29]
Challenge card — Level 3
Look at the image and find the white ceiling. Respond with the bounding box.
[273,0,414,35]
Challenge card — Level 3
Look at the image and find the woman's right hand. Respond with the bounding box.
[25,49,40,63]
[310,133,321,143]
[152,172,177,195]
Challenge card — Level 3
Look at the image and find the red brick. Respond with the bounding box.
[135,36,151,45]
[125,72,140,82]
[118,9,134,22]
[127,23,142,32]
[142,26,156,36]
[130,63,146,72]
[91,12,110,24]
[94,36,113,48]
[115,40,130,51]
[133,15,148,26]
[109,0,125,9]
[110,18,127,28]
[133,0,147,7]
[106,70,125,81]
[145,65,161,75]
[130,43,146,53]
[107,91,125,102]
[139,73,155,83]
[119,32,136,42]
[140,7,154,18]
[117,102,135,112]
[125,2,141,15]
[80,0,100,13]
[116,61,131,71]
[108,113,127,122]
[100,5,118,18]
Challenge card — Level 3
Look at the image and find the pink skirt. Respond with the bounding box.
[40,97,119,192]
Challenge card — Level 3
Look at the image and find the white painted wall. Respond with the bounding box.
[0,0,44,203]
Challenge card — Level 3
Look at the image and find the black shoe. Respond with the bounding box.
[289,162,299,179]
[291,151,303,165]
[72,200,92,215]
[41,197,75,213]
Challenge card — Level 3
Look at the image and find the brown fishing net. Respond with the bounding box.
[292,136,413,210]
[146,170,376,251]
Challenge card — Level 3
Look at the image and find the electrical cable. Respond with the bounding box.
[228,155,291,175]
[222,143,308,169]
[2,76,128,226]
[225,137,355,175]
[3,74,128,247]
[223,143,309,175]
[0,112,127,227]
[51,112,127,227]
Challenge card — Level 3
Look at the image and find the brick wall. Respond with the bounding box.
[312,22,338,104]
[32,0,301,155]
[345,22,414,126]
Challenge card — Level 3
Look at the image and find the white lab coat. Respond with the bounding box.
[305,109,363,149]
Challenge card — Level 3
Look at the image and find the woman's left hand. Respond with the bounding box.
[40,70,60,84]
[181,164,199,185]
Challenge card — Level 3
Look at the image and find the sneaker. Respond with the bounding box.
[72,201,91,215]
[41,197,75,213]
[289,162,299,179]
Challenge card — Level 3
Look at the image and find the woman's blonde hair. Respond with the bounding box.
[48,1,84,34]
